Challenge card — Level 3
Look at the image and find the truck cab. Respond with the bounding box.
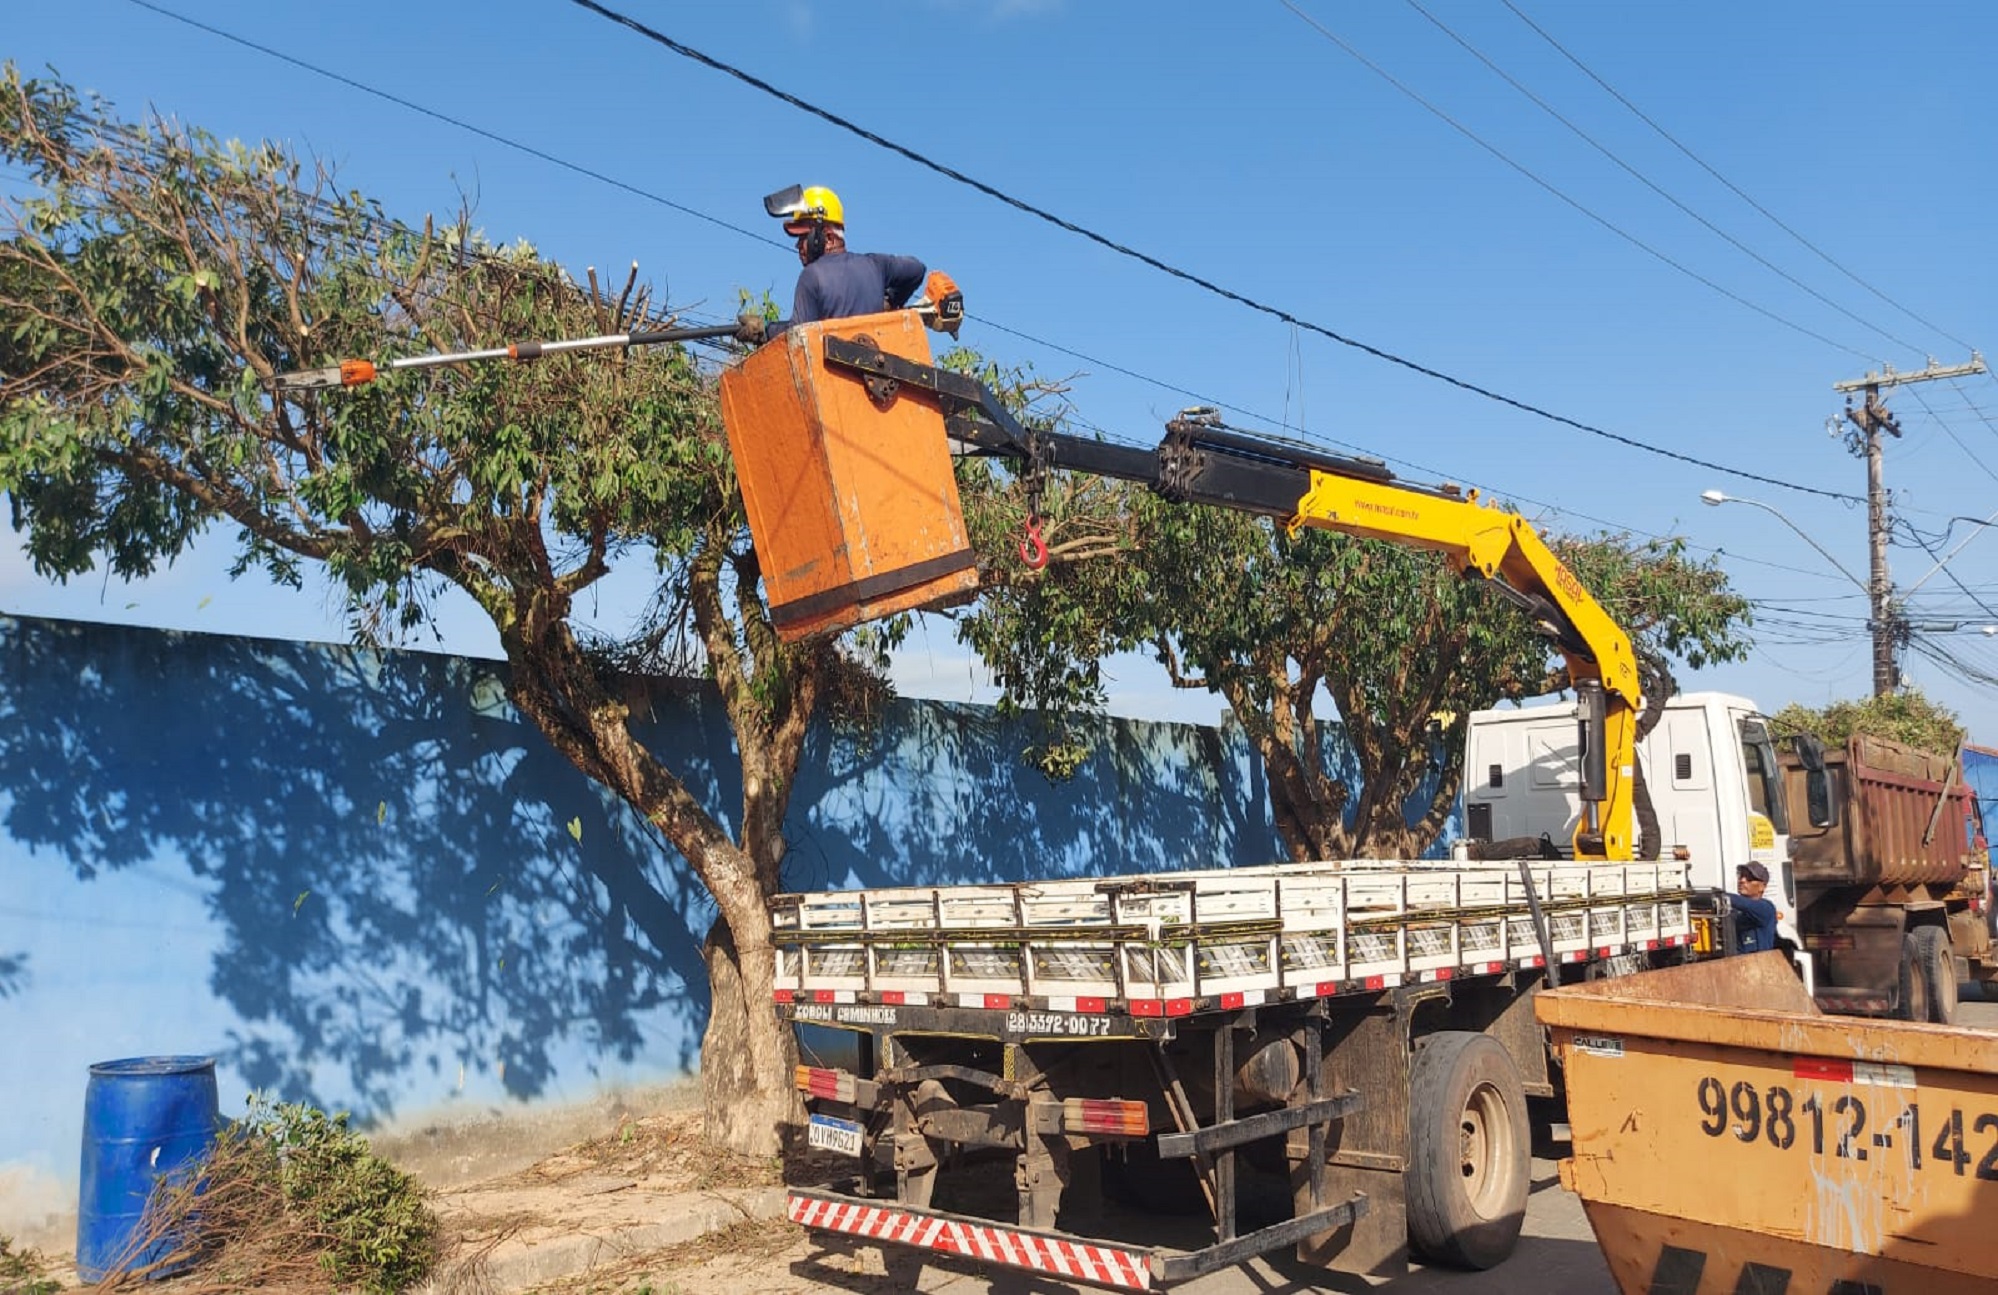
[1462,691,1801,962]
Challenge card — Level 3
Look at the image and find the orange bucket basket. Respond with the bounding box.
[720,310,980,641]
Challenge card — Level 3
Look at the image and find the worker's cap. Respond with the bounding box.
[764,183,844,234]
[1737,862,1770,883]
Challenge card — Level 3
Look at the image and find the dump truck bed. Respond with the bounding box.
[773,859,1694,1015]
[1538,954,1998,1294]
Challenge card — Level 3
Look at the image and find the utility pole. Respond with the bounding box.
[1831,354,1987,696]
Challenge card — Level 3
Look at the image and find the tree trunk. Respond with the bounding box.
[699,913,801,1157]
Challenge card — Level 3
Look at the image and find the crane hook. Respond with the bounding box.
[1018,515,1049,570]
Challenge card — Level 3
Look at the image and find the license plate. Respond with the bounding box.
[807,1113,863,1157]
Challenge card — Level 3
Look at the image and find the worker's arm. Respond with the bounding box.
[877,254,927,309]
[765,274,822,340]
[1731,892,1780,925]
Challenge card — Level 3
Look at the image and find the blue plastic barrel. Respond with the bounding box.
[76,1056,221,1283]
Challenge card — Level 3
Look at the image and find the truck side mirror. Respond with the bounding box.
[1790,735,1838,830]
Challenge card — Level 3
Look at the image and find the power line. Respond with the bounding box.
[1280,0,1876,364]
[1906,385,1998,486]
[558,0,1863,504]
[976,317,1852,585]
[1400,0,1923,359]
[1498,0,1975,357]
[54,0,1846,539]
[101,0,1878,525]
[121,0,785,256]
[1903,529,1998,623]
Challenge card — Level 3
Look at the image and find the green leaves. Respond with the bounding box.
[0,61,738,651]
[954,395,1754,859]
[1773,689,1964,754]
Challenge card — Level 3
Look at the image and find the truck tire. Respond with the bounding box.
[1405,1032,1530,1270]
[1911,925,1959,1025]
[1894,933,1931,1023]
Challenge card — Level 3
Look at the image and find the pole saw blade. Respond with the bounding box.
[274,359,378,390]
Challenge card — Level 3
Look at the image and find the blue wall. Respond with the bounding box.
[1968,744,1997,844]
[0,614,1297,1230]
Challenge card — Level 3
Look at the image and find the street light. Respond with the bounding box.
[1699,490,1870,594]
[1702,488,1899,695]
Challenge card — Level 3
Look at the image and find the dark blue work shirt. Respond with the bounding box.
[776,250,926,333]
[1733,892,1780,953]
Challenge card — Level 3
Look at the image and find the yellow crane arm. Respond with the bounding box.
[1290,469,1639,861]
[772,328,1645,861]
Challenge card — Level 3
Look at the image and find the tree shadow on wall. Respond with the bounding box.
[0,951,28,998]
[0,615,724,1121]
[782,699,1284,896]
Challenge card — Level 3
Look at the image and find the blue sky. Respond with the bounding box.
[4,0,1996,738]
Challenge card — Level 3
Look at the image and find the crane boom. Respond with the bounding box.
[801,327,1641,862]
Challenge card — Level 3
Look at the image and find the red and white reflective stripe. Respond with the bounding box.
[958,992,1013,1009]
[878,990,929,1006]
[1793,1058,1918,1089]
[812,989,856,1004]
[1472,961,1506,976]
[1218,989,1266,1009]
[774,988,796,1003]
[1128,998,1194,1018]
[1562,950,1591,964]
[1517,954,1546,969]
[1418,967,1455,983]
[1364,972,1403,990]
[1044,996,1108,1013]
[788,1193,1152,1290]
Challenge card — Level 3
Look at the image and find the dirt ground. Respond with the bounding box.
[418,1098,919,1295]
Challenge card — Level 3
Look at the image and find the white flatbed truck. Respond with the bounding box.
[775,857,1707,1287]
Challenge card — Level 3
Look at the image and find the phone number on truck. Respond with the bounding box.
[1693,1072,1998,1180]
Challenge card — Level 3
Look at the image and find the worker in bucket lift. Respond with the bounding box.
[734,184,961,342]
[1731,861,1785,954]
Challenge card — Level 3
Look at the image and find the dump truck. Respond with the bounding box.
[1539,952,1998,1295]
[717,310,1750,1285]
[1780,733,1990,1023]
[1467,699,1993,1023]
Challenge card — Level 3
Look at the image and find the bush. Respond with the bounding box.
[250,1097,440,1293]
[110,1093,439,1293]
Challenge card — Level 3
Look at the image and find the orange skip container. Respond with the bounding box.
[1538,953,1998,1294]
[719,309,979,641]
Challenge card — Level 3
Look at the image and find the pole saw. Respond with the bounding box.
[273,321,746,390]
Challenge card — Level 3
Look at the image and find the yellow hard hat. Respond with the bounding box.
[764,183,844,233]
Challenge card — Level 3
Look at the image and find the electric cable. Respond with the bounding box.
[121,0,786,255]
[1401,0,1924,358]
[557,0,1864,503]
[1280,0,1876,364]
[82,0,1873,516]
[1499,0,1977,357]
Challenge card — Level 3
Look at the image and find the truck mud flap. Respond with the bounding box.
[788,1186,1367,1291]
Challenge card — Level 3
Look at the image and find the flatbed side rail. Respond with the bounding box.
[773,860,1695,1007]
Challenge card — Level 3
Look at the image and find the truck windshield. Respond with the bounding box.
[1738,718,1790,835]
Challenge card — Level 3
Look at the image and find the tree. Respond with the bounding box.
[0,67,883,1153]
[1773,688,1965,755]
[958,441,1752,859]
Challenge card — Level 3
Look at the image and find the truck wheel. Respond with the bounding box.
[1911,925,1959,1025]
[1405,1032,1530,1270]
[1894,934,1931,1023]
